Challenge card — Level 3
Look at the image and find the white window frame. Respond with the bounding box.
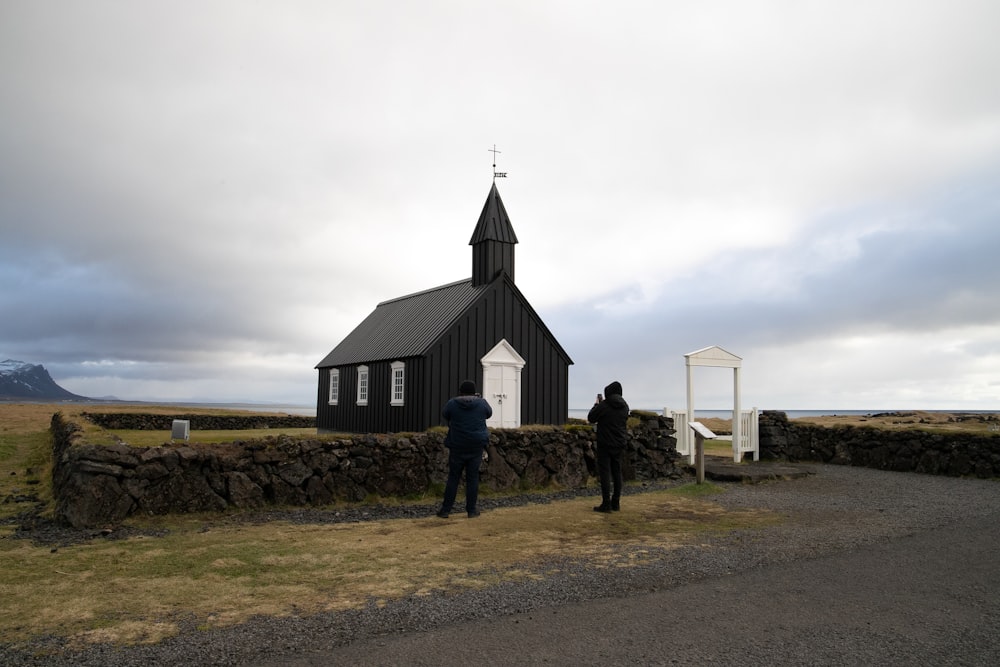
[356,365,369,406]
[328,369,339,405]
[390,361,405,406]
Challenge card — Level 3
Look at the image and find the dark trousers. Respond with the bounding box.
[441,449,483,513]
[596,446,623,503]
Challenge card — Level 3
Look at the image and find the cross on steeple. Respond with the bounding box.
[489,144,507,180]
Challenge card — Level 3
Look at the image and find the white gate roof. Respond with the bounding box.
[684,345,742,368]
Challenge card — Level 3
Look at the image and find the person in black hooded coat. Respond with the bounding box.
[436,380,493,519]
[587,381,629,512]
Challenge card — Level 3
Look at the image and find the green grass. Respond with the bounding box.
[0,425,54,522]
[0,403,783,649]
[106,427,321,447]
[0,488,781,646]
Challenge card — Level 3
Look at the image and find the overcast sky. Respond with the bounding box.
[2,1,999,412]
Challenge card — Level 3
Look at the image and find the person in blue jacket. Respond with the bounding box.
[437,380,493,518]
[588,380,630,512]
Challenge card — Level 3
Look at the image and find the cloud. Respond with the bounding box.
[1,1,999,412]
[553,165,1000,408]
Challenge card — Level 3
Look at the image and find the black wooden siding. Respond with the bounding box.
[472,241,515,286]
[424,277,569,427]
[317,358,427,434]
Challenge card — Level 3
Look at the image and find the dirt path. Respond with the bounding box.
[275,512,998,666]
[261,466,1000,666]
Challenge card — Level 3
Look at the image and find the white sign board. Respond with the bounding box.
[689,421,717,440]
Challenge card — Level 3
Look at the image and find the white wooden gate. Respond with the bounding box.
[664,408,759,463]
[736,408,760,462]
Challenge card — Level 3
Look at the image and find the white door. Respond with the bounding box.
[481,339,525,429]
[484,364,519,428]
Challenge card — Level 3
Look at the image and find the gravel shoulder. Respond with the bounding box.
[5,464,1000,666]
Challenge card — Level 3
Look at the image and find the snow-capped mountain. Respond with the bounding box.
[0,360,89,400]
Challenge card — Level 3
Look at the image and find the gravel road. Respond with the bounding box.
[4,464,999,666]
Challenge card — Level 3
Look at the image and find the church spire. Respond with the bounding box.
[470,182,518,286]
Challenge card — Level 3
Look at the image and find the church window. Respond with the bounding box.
[328,369,339,405]
[390,361,405,406]
[357,365,368,406]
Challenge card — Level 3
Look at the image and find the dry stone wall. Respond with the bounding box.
[759,410,1000,478]
[81,412,316,431]
[51,412,679,528]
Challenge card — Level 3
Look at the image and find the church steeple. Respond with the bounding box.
[470,182,518,286]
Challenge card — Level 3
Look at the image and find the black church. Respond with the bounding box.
[315,183,573,433]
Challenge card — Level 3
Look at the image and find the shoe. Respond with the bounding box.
[593,504,612,513]
[467,510,481,518]
[436,509,450,518]
[611,500,620,512]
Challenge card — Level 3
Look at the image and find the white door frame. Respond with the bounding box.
[481,339,525,428]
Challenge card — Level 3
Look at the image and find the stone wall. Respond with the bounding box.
[51,412,679,528]
[759,410,1000,478]
[81,412,316,431]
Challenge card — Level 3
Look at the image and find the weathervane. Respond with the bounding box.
[489,144,507,180]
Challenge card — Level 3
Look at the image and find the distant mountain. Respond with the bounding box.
[0,359,90,401]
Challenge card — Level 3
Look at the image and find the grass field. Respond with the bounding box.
[698,411,999,438]
[4,403,989,648]
[0,402,783,648]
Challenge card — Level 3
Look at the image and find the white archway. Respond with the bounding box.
[685,345,750,462]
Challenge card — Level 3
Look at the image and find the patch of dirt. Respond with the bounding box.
[1,503,169,549]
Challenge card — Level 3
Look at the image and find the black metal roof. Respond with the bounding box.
[469,182,518,245]
[315,279,488,368]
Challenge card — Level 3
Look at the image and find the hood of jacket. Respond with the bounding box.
[453,395,482,409]
[603,381,627,409]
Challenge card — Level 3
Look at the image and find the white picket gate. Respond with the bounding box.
[666,408,693,463]
[664,408,759,463]
[737,407,760,462]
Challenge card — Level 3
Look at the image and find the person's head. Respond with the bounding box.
[459,380,477,396]
[604,381,623,397]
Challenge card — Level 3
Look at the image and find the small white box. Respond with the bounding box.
[171,419,190,441]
